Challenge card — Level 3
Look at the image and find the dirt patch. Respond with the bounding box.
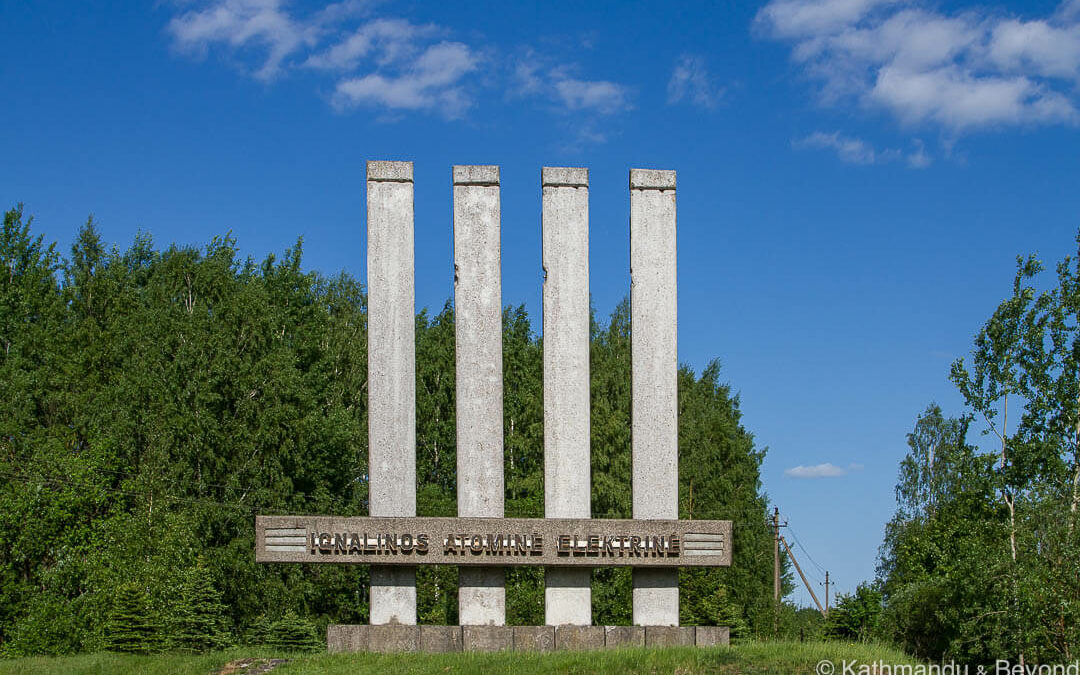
[213,658,290,675]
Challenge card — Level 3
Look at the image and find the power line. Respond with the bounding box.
[787,523,827,576]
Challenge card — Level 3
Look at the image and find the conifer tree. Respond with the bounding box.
[105,583,160,653]
[267,612,321,652]
[169,560,233,652]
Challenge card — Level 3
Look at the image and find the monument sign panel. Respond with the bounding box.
[255,163,735,651]
[257,515,731,567]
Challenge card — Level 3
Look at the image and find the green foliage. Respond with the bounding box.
[0,207,774,653]
[264,612,322,652]
[105,583,161,654]
[824,583,882,642]
[879,230,1080,663]
[168,560,233,652]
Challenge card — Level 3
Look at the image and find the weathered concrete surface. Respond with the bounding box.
[555,625,605,651]
[453,164,506,625]
[366,160,417,625]
[695,626,730,647]
[513,626,555,652]
[463,625,513,652]
[603,625,645,648]
[326,625,419,653]
[326,625,360,653]
[542,166,592,626]
[420,625,463,652]
[645,625,694,647]
[328,625,722,652]
[630,168,679,627]
[369,567,416,625]
[256,515,731,566]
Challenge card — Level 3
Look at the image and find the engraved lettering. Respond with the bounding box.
[384,533,398,553]
[348,532,363,553]
[417,533,429,554]
[470,534,483,554]
[318,532,332,553]
[647,536,659,557]
[670,534,680,556]
[587,534,600,555]
[334,533,348,554]
[557,534,571,555]
[487,534,504,555]
[400,533,414,552]
[533,534,543,554]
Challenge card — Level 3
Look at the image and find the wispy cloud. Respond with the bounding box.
[304,18,441,72]
[333,41,478,118]
[508,51,633,150]
[757,0,1080,133]
[793,130,931,167]
[512,53,632,116]
[667,54,724,109]
[168,0,318,81]
[167,2,633,130]
[784,462,864,478]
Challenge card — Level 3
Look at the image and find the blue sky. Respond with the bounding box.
[4,0,1080,605]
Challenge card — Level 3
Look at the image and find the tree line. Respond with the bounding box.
[824,232,1080,664]
[0,206,779,655]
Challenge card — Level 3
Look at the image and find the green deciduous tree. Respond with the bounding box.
[0,208,776,652]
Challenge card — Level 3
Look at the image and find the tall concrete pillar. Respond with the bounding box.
[629,168,679,626]
[453,165,506,625]
[366,160,417,625]
[541,167,592,626]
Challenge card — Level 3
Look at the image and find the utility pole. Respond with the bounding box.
[822,571,831,615]
[773,508,780,606]
[780,536,825,617]
[771,507,787,636]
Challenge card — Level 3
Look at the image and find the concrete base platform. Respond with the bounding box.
[695,626,731,647]
[513,626,555,651]
[555,625,605,651]
[603,625,645,648]
[463,625,513,652]
[420,625,463,653]
[327,625,729,653]
[645,625,694,647]
[327,625,418,653]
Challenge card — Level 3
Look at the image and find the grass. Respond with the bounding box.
[0,641,918,675]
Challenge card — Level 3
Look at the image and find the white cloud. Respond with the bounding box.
[168,0,316,81]
[907,138,931,167]
[794,130,880,163]
[333,41,477,118]
[758,0,903,39]
[167,1,477,117]
[509,53,632,117]
[167,2,632,128]
[784,462,864,478]
[304,18,440,71]
[793,130,931,167]
[757,0,1080,132]
[785,463,849,478]
[667,54,724,108]
[552,75,629,114]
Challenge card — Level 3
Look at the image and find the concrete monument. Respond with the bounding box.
[255,163,731,652]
